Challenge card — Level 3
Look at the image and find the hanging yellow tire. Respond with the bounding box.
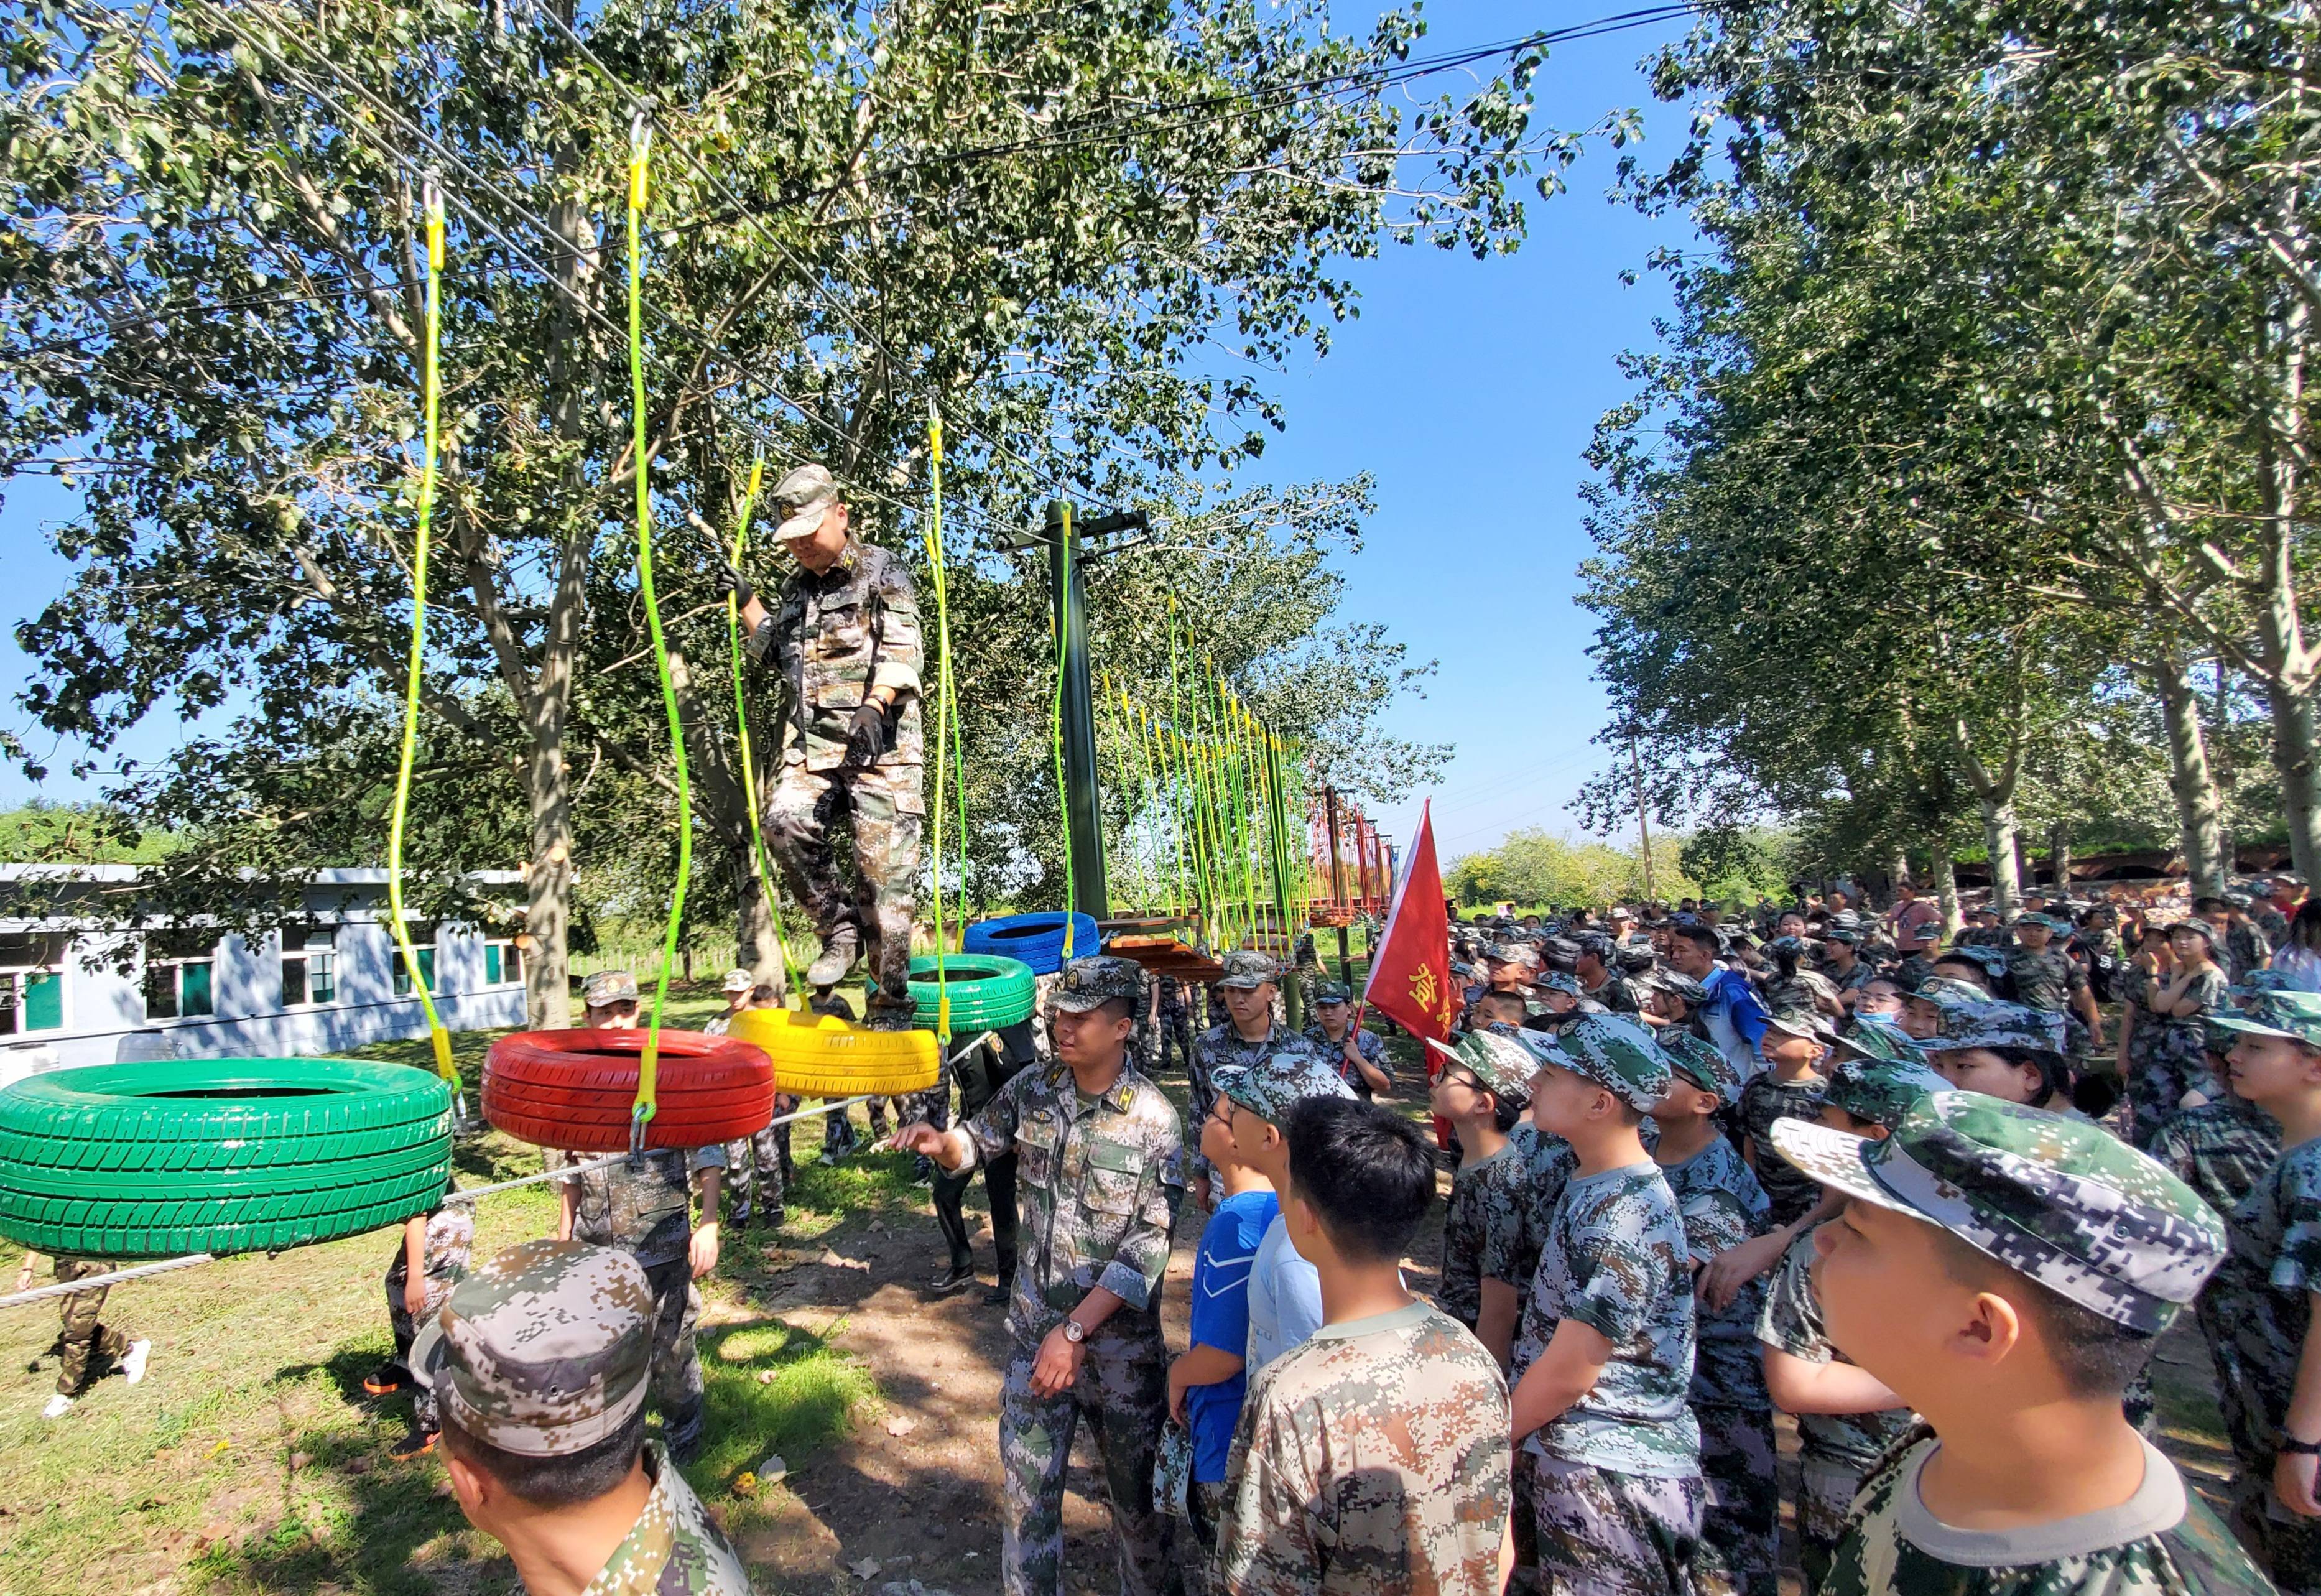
[728,1009,940,1097]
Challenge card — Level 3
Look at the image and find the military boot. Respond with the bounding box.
[804,926,861,988]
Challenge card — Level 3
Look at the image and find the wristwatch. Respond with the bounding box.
[2282,1437,2321,1457]
[1062,1319,1088,1345]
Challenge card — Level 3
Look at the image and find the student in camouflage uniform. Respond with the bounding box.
[409,1238,757,1594]
[364,1179,478,1456]
[1187,952,1318,1202]
[2224,894,2277,985]
[718,983,792,1230]
[1576,934,1644,1015]
[1956,906,2010,948]
[1217,1097,1511,1596]
[731,463,924,1029]
[892,956,1185,1596]
[930,1029,1027,1302]
[2192,991,2321,1592]
[1304,981,1394,1100]
[1649,1033,1778,1596]
[1738,1006,1833,1227]
[1510,1014,1702,1596]
[1149,970,1195,1080]
[556,1138,724,1464]
[2009,913,2105,1059]
[1756,1055,1948,1588]
[2134,921,2234,1148]
[33,1255,150,1418]
[1816,925,1878,1014]
[1465,942,1543,1030]
[1429,1029,1539,1370]
[1769,1093,2266,1596]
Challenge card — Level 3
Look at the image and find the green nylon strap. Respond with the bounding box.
[629,117,687,1136]
[1050,504,1077,958]
[726,452,805,1004]
[386,179,458,1090]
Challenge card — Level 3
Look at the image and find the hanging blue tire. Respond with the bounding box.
[961,912,1101,975]
[907,955,1037,1030]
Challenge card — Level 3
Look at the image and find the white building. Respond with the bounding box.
[0,865,530,1075]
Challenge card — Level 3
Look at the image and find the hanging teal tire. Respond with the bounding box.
[907,954,1037,1030]
[0,1058,453,1260]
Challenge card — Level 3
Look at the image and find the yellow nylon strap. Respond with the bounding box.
[726,453,805,1004]
[386,178,457,1088]
[924,406,955,1041]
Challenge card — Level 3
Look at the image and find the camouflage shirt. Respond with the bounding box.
[1218,1300,1510,1596]
[1582,973,1644,1015]
[415,1200,476,1281]
[1438,1144,1540,1333]
[1825,958,1878,996]
[1513,1161,1700,1478]
[2226,922,2273,985]
[2007,948,2089,1015]
[960,1059,1185,1344]
[1508,1121,1580,1245]
[1190,1021,1319,1171]
[2147,1102,2283,1229]
[1658,1137,1773,1410]
[1823,1433,2272,1596]
[564,1147,725,1269]
[1304,1023,1395,1102]
[1756,1226,1916,1473]
[746,537,923,775]
[2198,1136,2321,1472]
[583,1440,756,1595]
[1739,1070,1828,1227]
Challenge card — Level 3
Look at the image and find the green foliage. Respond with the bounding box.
[0,802,178,863]
[1676,825,1792,905]
[1443,827,1693,909]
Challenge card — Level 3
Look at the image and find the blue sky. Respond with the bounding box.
[0,4,1694,866]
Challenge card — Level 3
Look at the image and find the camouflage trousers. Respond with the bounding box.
[642,1258,706,1460]
[2128,1030,2218,1150]
[1527,1451,1704,1596]
[1798,1455,1868,1592]
[384,1253,467,1430]
[1693,1405,1778,1596]
[50,1258,130,1398]
[1181,1478,1228,1596]
[998,1326,1181,1596]
[765,760,921,1022]
[1151,1008,1192,1080]
[2236,1472,2321,1595]
[725,1111,792,1223]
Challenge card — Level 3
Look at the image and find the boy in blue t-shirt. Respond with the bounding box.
[1169,1075,1281,1581]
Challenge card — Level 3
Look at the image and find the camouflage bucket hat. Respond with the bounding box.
[1640,968,1708,1006]
[1815,1054,1955,1131]
[1486,942,1542,968]
[1832,1014,1932,1068]
[1915,1001,2068,1059]
[1770,1093,2227,1332]
[1763,1004,1839,1045]
[1912,977,1995,1031]
[771,462,841,541]
[2231,970,2305,998]
[2167,917,2221,947]
[720,968,756,995]
[1547,1014,1670,1112]
[1215,1052,1355,1124]
[1527,969,1583,998]
[2208,991,2321,1050]
[1821,924,1863,945]
[583,969,640,1006]
[1216,950,1281,990]
[408,1238,655,1456]
[1659,1030,1742,1108]
[1312,980,1352,1006]
[1429,1031,1534,1105]
[1049,955,1147,1014]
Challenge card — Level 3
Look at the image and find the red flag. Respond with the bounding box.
[1363,800,1456,1042]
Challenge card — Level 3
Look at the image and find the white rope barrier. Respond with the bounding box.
[0,1252,219,1310]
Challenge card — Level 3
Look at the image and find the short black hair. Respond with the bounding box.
[1675,924,1721,953]
[1478,990,1527,1021]
[1284,1097,1436,1265]
[1934,1230,2156,1397]
[1991,1044,2071,1104]
[438,1404,647,1508]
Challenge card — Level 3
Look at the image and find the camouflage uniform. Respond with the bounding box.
[383,1199,476,1429]
[1187,960,1318,1192]
[1437,1143,1540,1334]
[1660,1136,1779,1596]
[1756,1227,1917,1584]
[2228,919,2275,986]
[49,1258,132,1397]
[2137,965,2231,1149]
[560,1145,725,1461]
[2008,942,2094,1058]
[746,471,925,1024]
[407,1239,755,1594]
[1304,1018,1394,1103]
[1509,1118,1582,1253]
[1152,972,1195,1080]
[1736,1069,1827,1227]
[954,957,1186,1596]
[1217,1302,1511,1596]
[1512,1026,1701,1596]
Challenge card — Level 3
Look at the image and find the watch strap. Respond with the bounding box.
[2281,1438,2321,1457]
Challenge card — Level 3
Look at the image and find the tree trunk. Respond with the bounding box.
[523,721,573,1030]
[736,866,785,993]
[1889,846,1912,897]
[2154,656,2226,896]
[1934,850,1963,939]
[2050,822,2072,896]
[1977,797,2021,919]
[2268,680,2321,884]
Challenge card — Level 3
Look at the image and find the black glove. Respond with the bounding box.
[718,559,754,610]
[843,699,890,768]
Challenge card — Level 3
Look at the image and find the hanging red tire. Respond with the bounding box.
[482,1029,776,1151]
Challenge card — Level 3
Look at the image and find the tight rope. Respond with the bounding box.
[386,175,458,1092]
[1050,504,1078,958]
[629,112,688,1148]
[924,406,955,1041]
[725,450,805,1004]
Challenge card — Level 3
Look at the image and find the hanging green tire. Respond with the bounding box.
[907,954,1037,1031]
[0,1058,453,1260]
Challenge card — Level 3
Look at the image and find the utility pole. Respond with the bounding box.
[1325,785,1352,987]
[1629,735,1657,903]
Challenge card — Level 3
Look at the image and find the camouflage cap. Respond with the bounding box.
[771,462,841,542]
[1815,1054,1955,1131]
[1914,1000,2067,1058]
[2017,913,2072,934]
[1770,1094,2227,1332]
[583,969,640,1007]
[1216,950,1281,990]
[1764,1004,1840,1045]
[1527,968,1583,998]
[2225,891,2256,910]
[407,1238,654,1457]
[1659,1030,1743,1108]
[1486,942,1542,968]
[1940,945,2009,976]
[1766,935,1810,958]
[720,968,756,995]
[1311,980,1353,1005]
[1214,1052,1355,1124]
[1544,1013,1670,1112]
[1638,968,1708,1006]
[1429,1031,1534,1105]
[2208,990,2321,1050]
[1049,955,1147,1014]
[1821,924,1864,945]
[1914,975,1994,1012]
[1832,1014,1934,1069]
[2231,970,2305,998]
[1575,932,1616,961]
[2167,917,2221,946]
